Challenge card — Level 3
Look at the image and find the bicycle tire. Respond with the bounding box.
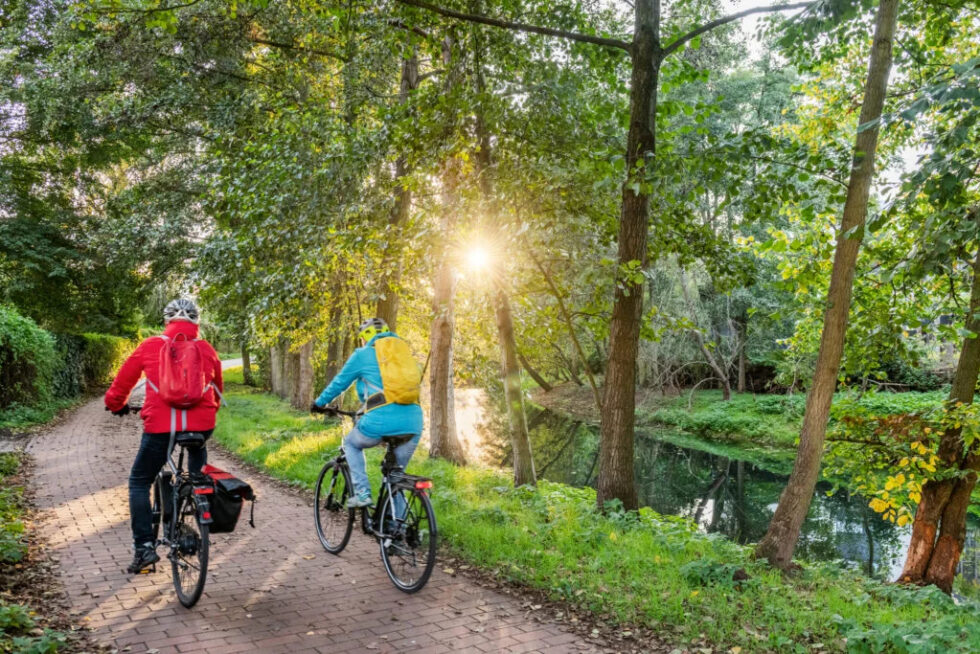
[314,459,354,554]
[171,495,209,608]
[379,488,437,593]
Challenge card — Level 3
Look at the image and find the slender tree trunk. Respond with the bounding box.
[899,242,980,591]
[680,269,732,400]
[528,248,602,411]
[284,344,300,403]
[375,54,421,331]
[270,341,285,397]
[495,287,536,486]
[597,0,661,511]
[471,31,535,485]
[755,0,899,569]
[427,35,466,465]
[737,319,747,393]
[518,350,552,392]
[241,339,254,386]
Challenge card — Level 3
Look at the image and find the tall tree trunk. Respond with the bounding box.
[472,30,536,484]
[899,243,980,591]
[241,339,254,386]
[427,238,465,464]
[495,287,536,486]
[291,341,314,410]
[597,0,661,511]
[427,35,467,465]
[270,341,285,397]
[518,350,552,392]
[284,344,300,403]
[375,54,421,331]
[737,318,747,393]
[754,0,899,569]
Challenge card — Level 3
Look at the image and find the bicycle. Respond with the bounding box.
[148,426,214,608]
[313,408,437,593]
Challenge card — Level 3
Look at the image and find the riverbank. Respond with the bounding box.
[213,368,979,652]
[533,384,947,452]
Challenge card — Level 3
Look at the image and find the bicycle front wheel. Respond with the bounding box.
[315,460,354,554]
[379,488,437,593]
[171,495,209,608]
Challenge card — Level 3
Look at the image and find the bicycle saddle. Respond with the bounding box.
[380,434,415,446]
[176,432,208,448]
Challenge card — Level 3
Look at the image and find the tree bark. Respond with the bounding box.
[270,341,285,398]
[284,344,299,403]
[899,241,980,591]
[518,350,552,392]
[241,339,254,386]
[495,287,537,486]
[597,0,661,512]
[754,0,899,570]
[375,54,421,331]
[291,341,314,410]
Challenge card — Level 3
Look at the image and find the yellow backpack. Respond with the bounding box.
[373,336,421,405]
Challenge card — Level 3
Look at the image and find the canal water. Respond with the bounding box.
[481,403,980,582]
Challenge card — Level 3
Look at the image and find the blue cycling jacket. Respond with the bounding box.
[313,331,424,438]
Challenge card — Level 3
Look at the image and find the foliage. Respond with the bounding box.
[0,453,27,565]
[824,393,976,526]
[212,375,980,652]
[78,333,136,390]
[0,306,57,411]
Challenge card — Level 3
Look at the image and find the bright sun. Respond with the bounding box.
[466,247,491,270]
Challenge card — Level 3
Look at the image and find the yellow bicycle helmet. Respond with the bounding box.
[358,317,388,344]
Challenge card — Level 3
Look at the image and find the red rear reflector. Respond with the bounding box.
[415,480,433,489]
[202,512,212,520]
[194,487,214,495]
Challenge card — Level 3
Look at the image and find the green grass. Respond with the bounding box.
[637,389,948,452]
[0,452,70,652]
[213,370,978,653]
[0,397,82,431]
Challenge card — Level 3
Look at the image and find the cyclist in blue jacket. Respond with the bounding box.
[310,317,424,508]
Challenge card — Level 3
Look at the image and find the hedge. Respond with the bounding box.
[0,305,136,413]
[0,306,57,410]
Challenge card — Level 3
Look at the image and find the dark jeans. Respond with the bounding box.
[128,431,209,547]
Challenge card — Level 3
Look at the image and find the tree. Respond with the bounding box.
[754,0,900,569]
[397,0,813,510]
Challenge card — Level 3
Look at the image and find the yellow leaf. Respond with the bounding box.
[897,514,911,527]
[899,458,909,467]
[609,532,617,541]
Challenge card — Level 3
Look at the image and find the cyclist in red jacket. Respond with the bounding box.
[104,299,223,573]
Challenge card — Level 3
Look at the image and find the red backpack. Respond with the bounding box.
[157,334,211,409]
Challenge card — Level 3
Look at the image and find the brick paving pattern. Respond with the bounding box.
[28,399,598,654]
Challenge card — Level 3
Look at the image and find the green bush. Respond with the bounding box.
[0,306,57,410]
[79,333,135,389]
[51,334,86,399]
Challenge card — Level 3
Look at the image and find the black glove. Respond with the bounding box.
[309,402,327,414]
[107,405,131,417]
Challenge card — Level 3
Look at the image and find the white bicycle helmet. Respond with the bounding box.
[163,298,200,324]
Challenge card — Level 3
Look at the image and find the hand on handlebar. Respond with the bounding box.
[106,404,132,417]
[309,402,339,417]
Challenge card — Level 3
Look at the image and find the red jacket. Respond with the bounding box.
[104,322,223,433]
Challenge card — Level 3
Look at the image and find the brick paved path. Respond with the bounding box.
[28,398,599,654]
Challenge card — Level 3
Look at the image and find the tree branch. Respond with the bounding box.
[395,0,631,52]
[248,38,349,63]
[661,2,815,59]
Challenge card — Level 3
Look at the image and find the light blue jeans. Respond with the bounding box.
[344,426,419,509]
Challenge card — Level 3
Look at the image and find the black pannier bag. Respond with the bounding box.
[201,464,255,533]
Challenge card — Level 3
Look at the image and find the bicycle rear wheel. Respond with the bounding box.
[171,495,209,608]
[315,460,354,554]
[379,488,437,593]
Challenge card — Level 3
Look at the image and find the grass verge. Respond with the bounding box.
[0,398,83,432]
[0,453,76,653]
[213,369,977,653]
